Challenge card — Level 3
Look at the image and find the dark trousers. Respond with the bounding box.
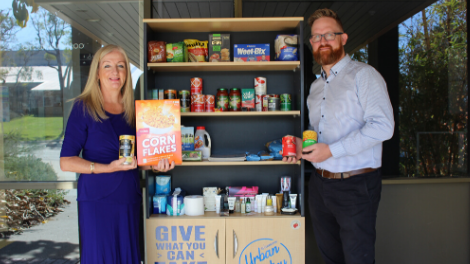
[308,169,382,264]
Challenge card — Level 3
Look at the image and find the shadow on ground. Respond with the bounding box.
[0,240,79,263]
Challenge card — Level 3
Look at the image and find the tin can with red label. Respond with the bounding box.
[254,77,267,111]
[191,94,205,112]
[191,77,203,94]
[205,95,215,112]
[164,89,177,99]
[282,135,297,157]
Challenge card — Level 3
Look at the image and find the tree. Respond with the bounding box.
[398,0,467,177]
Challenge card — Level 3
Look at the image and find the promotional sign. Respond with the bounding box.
[146,219,225,264]
[239,238,292,264]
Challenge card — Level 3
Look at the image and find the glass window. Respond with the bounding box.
[399,0,467,177]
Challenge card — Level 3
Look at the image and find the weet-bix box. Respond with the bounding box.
[233,44,270,62]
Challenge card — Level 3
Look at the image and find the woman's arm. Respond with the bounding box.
[60,156,137,174]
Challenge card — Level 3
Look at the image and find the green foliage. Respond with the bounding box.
[2,131,57,181]
[351,45,368,64]
[398,0,467,177]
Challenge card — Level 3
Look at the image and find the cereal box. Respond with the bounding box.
[233,44,270,62]
[135,100,182,166]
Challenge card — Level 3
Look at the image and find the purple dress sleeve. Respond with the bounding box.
[61,101,88,158]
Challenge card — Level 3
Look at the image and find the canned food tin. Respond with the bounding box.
[151,89,159,99]
[254,77,267,111]
[205,95,215,112]
[302,130,317,149]
[280,94,292,111]
[268,97,280,111]
[119,135,135,164]
[191,77,203,94]
[262,95,269,111]
[164,89,177,99]
[191,94,205,112]
[282,135,297,157]
[179,90,190,112]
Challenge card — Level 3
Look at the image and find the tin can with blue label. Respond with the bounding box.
[119,135,135,164]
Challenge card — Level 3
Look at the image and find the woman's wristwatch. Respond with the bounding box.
[90,162,95,174]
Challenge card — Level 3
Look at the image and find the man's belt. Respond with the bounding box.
[316,168,377,179]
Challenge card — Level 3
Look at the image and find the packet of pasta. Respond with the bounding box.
[184,39,208,62]
[135,100,182,166]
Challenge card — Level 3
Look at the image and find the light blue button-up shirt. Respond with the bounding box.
[307,55,394,173]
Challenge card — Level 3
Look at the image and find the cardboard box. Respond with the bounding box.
[242,88,255,108]
[209,34,230,62]
[203,187,218,211]
[136,100,182,166]
[181,126,194,151]
[233,44,270,62]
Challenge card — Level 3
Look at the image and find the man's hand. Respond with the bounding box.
[280,137,303,163]
[301,143,332,163]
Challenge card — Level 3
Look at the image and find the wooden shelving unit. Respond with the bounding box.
[181,111,300,117]
[179,160,301,166]
[147,61,300,72]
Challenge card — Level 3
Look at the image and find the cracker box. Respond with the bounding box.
[136,100,182,166]
[233,44,270,62]
[242,88,255,108]
[209,34,230,62]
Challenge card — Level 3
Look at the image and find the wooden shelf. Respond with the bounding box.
[147,61,300,72]
[181,111,300,117]
[148,211,300,219]
[179,161,300,166]
[144,17,303,33]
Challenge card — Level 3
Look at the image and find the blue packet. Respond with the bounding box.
[153,195,167,214]
[156,176,171,195]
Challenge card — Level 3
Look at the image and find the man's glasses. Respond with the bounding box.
[310,32,344,43]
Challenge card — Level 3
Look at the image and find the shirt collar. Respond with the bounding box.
[320,54,351,80]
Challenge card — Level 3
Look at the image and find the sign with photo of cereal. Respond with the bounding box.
[135,100,182,166]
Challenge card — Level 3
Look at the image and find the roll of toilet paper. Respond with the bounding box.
[184,195,205,216]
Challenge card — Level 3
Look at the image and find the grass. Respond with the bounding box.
[2,115,64,140]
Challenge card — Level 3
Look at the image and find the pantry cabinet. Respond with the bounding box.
[143,17,305,264]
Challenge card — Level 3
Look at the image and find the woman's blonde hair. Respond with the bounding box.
[75,44,135,126]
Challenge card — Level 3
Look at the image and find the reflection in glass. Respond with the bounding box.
[399,0,467,177]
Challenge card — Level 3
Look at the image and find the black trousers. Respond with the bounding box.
[308,169,382,264]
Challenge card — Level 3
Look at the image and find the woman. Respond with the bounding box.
[60,44,174,263]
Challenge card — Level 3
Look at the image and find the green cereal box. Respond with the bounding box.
[166,42,186,62]
[242,88,255,109]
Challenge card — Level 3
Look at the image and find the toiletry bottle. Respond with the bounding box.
[267,195,272,206]
[241,197,246,214]
[235,198,240,213]
[246,196,251,213]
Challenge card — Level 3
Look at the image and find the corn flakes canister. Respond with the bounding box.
[119,135,135,165]
[302,130,317,153]
[191,77,203,94]
[205,95,215,112]
[282,135,297,157]
[191,94,205,112]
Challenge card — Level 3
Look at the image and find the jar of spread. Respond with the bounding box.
[216,88,229,111]
[229,88,241,111]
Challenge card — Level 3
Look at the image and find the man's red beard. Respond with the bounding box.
[313,44,344,66]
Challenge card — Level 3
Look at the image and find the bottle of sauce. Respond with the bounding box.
[229,88,241,111]
[216,88,229,111]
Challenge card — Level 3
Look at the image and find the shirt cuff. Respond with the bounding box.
[329,141,347,158]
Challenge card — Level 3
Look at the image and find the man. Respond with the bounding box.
[283,8,394,264]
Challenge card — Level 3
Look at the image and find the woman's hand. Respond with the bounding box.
[108,156,138,172]
[152,159,175,173]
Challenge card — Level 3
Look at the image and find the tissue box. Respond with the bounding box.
[233,44,270,62]
[156,176,171,195]
[203,187,218,211]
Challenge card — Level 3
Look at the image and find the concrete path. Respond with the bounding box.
[0,191,79,263]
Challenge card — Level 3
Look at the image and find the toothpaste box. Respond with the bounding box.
[233,44,270,62]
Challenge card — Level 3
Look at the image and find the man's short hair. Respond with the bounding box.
[308,8,344,31]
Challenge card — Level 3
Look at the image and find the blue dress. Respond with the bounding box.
[60,101,141,264]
